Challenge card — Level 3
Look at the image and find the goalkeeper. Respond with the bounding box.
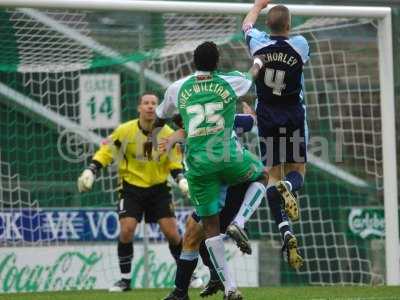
[77,92,189,292]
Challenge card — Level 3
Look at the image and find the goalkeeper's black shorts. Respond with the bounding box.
[117,181,175,223]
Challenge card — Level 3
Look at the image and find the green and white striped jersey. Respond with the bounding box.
[156,70,252,163]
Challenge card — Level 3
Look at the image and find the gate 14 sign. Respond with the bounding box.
[79,74,121,129]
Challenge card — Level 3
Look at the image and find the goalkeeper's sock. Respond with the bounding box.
[232,182,265,229]
[205,235,236,294]
[169,239,183,263]
[118,240,133,280]
[266,186,291,240]
[174,250,199,295]
[199,240,219,281]
[284,171,304,192]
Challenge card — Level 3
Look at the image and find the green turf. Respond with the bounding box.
[1,287,400,300]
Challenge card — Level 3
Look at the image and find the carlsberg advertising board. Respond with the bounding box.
[348,207,385,239]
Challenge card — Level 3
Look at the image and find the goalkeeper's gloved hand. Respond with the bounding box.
[77,165,97,193]
[177,175,189,196]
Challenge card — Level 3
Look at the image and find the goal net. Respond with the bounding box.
[0,4,395,292]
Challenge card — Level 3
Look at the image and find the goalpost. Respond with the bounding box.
[0,0,398,289]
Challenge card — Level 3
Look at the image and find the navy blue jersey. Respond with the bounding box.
[245,27,310,106]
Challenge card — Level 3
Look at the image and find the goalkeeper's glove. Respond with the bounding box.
[175,173,189,196]
[77,163,98,192]
[178,177,189,196]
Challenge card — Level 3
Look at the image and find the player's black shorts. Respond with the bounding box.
[256,102,308,167]
[191,182,251,232]
[117,181,175,223]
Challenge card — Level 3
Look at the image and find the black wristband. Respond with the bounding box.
[170,169,183,183]
[172,114,184,129]
[153,117,167,129]
[88,160,102,175]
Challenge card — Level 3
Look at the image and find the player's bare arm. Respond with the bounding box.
[158,128,186,154]
[241,101,256,117]
[243,0,271,29]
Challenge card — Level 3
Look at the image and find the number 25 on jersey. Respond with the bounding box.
[187,102,225,137]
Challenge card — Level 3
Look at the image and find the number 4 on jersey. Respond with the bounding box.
[264,68,286,96]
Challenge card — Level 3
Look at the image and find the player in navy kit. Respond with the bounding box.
[243,0,310,269]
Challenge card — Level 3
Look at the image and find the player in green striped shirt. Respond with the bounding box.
[155,42,266,300]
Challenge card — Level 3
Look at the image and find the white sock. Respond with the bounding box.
[278,221,289,230]
[283,230,292,239]
[232,182,266,229]
[121,273,131,280]
[205,235,236,295]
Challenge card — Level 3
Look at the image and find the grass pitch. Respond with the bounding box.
[1,287,400,300]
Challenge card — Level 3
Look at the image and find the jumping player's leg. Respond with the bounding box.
[163,213,238,299]
[230,178,267,230]
[259,132,304,269]
[203,214,238,297]
[283,163,306,192]
[166,186,246,300]
[267,165,292,237]
[275,163,305,221]
[226,179,266,255]
[201,182,251,298]
[276,104,308,220]
[258,103,307,222]
[187,175,240,298]
[267,165,303,269]
[198,240,225,297]
[222,149,266,255]
[168,181,255,299]
[167,182,252,299]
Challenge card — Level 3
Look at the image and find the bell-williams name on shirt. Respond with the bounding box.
[179,82,234,109]
[265,52,298,67]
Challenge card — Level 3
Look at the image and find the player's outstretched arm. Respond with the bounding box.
[242,102,256,117]
[145,82,180,159]
[243,0,271,29]
[158,128,186,154]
